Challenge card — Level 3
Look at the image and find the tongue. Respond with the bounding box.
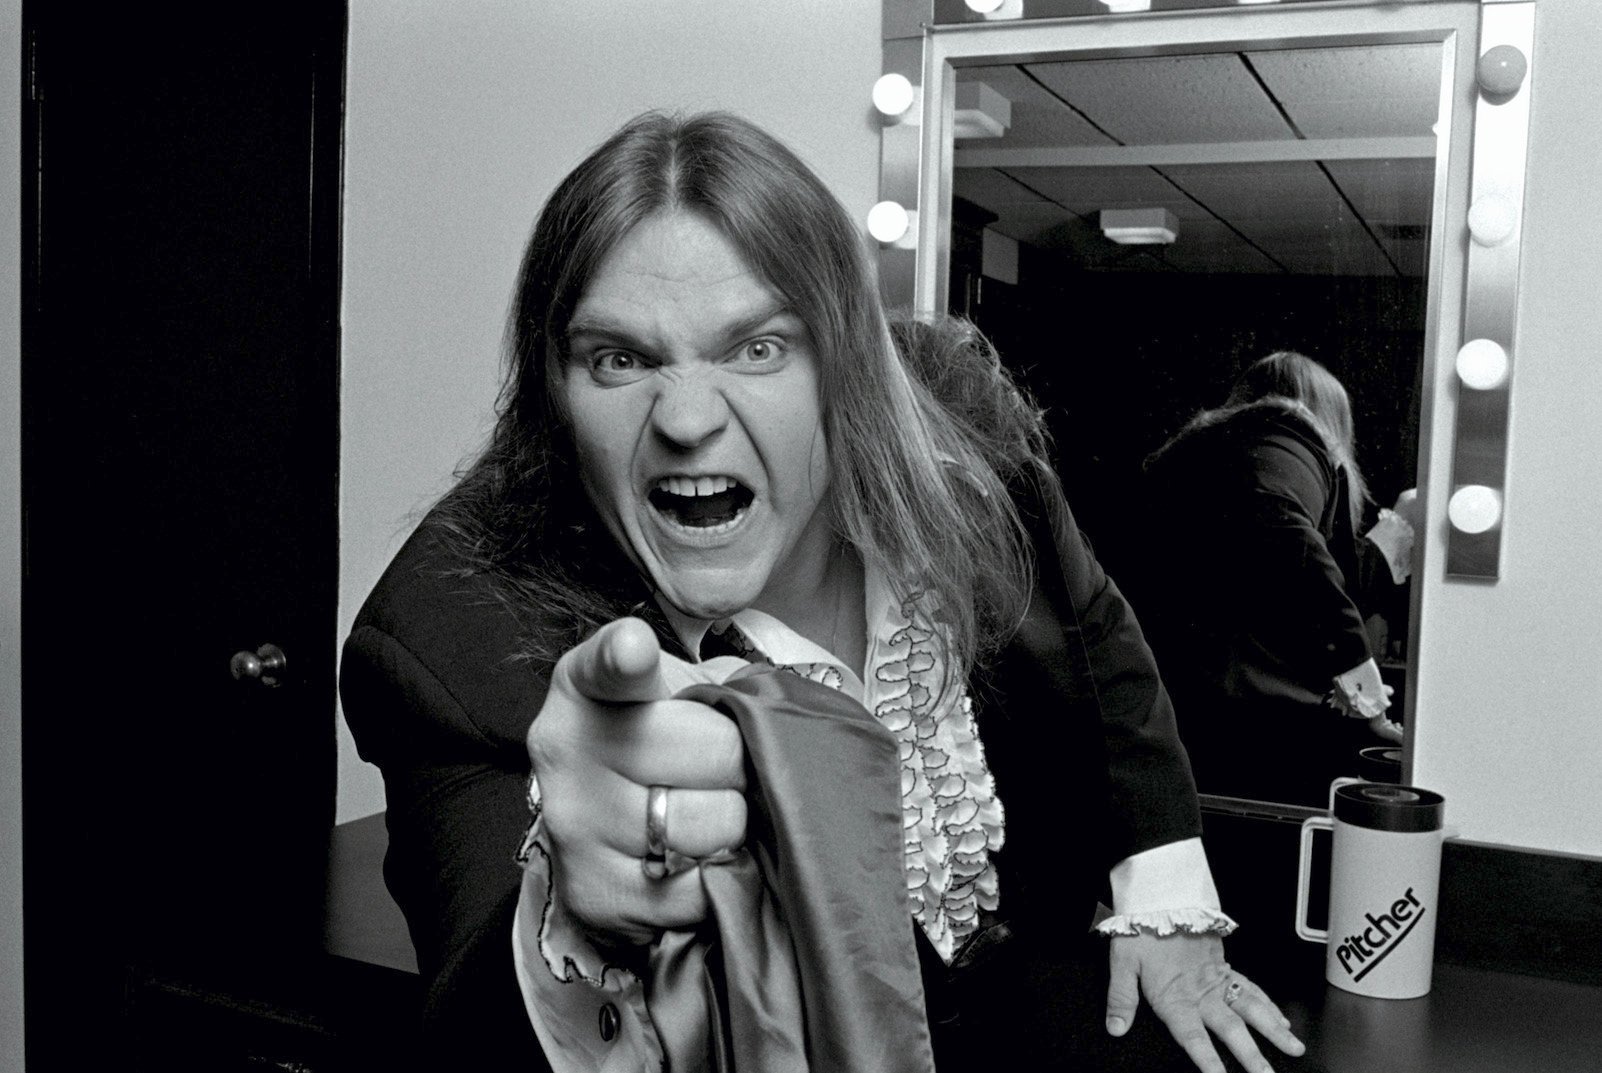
[668,489,741,527]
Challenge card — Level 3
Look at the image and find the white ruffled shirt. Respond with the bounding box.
[512,574,1234,1070]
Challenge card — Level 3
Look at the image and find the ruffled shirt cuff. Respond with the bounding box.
[1093,837,1238,938]
[1363,508,1415,584]
[513,814,662,1073]
[1330,656,1390,719]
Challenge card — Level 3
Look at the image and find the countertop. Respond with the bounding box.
[325,813,1602,1071]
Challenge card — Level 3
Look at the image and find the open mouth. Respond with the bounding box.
[648,475,755,532]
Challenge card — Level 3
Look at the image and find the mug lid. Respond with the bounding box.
[1333,782,1445,832]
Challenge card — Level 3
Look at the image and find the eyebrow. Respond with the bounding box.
[564,303,804,349]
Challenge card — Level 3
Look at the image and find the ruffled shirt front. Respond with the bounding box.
[706,570,1005,963]
[512,573,1235,1071]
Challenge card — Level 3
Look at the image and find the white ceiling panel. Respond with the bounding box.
[1247,44,1443,138]
[957,64,1115,149]
[1026,54,1295,146]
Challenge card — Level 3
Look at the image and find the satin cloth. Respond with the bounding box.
[646,667,935,1073]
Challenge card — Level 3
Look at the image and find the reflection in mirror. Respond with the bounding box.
[945,43,1441,807]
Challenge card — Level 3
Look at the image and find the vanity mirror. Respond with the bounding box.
[876,0,1529,810]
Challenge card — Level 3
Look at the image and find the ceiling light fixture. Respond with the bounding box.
[1099,0,1152,12]
[1100,207,1179,245]
[954,82,1011,140]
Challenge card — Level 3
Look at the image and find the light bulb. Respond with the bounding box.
[872,73,917,119]
[867,201,915,246]
[1447,485,1502,535]
[1477,45,1528,99]
[1468,196,1517,247]
[965,0,1005,11]
[1455,339,1510,391]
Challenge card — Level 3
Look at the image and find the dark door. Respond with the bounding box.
[22,7,345,1066]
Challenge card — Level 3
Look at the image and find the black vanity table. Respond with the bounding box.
[313,811,1602,1072]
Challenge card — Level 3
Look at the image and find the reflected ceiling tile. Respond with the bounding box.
[1247,44,1443,138]
[1015,213,1108,256]
[954,166,1050,207]
[1006,165,1189,211]
[1236,221,1397,276]
[989,203,1082,244]
[1160,160,1344,223]
[1380,238,1429,278]
[1270,240,1397,277]
[1324,158,1435,223]
[1156,218,1283,274]
[1026,54,1294,146]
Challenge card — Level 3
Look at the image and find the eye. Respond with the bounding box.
[587,350,650,385]
[731,338,787,370]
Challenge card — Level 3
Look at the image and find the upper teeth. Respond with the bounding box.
[656,475,735,498]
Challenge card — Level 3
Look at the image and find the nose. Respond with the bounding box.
[649,369,730,450]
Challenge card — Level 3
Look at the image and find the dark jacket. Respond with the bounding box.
[1136,400,1376,806]
[339,484,1201,1068]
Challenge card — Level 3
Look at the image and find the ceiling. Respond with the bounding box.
[952,44,1442,276]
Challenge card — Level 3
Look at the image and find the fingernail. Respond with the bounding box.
[1106,1017,1127,1036]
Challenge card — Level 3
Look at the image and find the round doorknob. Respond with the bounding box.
[230,643,287,687]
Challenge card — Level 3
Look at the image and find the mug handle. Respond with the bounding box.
[1297,777,1362,942]
[1327,775,1361,811]
[1295,814,1332,943]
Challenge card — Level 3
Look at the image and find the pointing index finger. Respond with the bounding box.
[563,617,668,704]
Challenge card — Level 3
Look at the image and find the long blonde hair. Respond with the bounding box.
[1224,351,1370,527]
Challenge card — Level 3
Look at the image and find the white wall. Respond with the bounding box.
[337,0,885,821]
[2,2,24,1064]
[1410,0,1602,856]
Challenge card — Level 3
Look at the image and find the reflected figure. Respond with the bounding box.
[1135,352,1407,807]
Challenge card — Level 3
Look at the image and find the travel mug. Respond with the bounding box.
[1295,781,1446,999]
[1357,746,1404,783]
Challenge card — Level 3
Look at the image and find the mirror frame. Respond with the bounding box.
[875,0,1537,814]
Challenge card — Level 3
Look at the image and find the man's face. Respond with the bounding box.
[560,211,833,623]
